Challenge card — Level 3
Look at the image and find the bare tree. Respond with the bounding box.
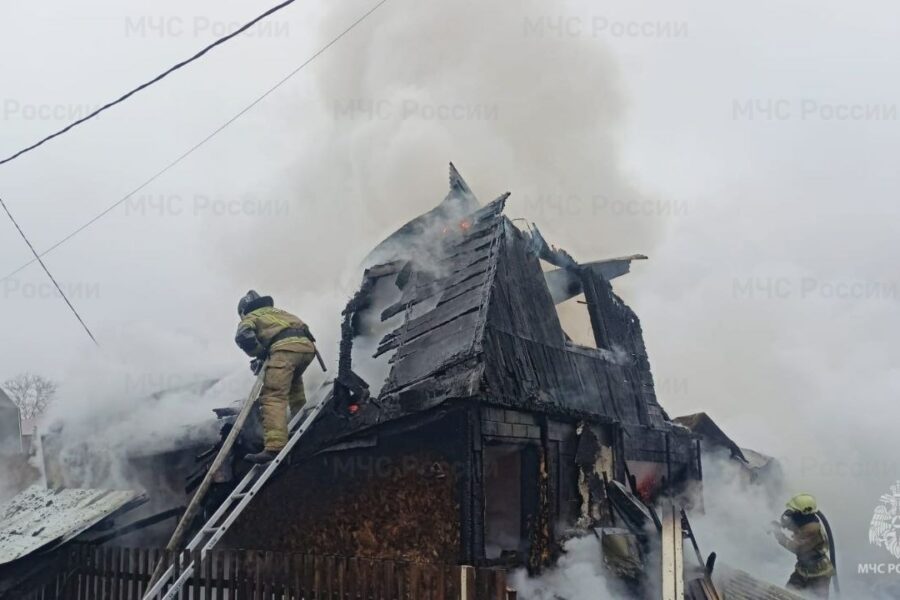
[2,373,57,420]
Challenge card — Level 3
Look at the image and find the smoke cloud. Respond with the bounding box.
[222,0,660,295]
[637,187,900,595]
[38,324,253,490]
[2,0,897,596]
[221,0,900,596]
[511,535,620,600]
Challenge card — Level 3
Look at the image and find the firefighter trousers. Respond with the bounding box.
[259,349,315,451]
[787,570,831,598]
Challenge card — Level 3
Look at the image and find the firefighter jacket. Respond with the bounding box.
[775,516,834,578]
[235,306,315,358]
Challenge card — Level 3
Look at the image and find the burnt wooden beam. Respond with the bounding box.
[460,401,485,565]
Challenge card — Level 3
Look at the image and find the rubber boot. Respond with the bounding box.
[244,449,278,464]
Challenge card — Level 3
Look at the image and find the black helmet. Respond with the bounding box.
[238,290,273,316]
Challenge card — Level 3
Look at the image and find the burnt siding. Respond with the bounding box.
[581,270,666,428]
[379,199,507,398]
[344,197,671,436]
[484,222,566,347]
[480,225,660,427]
[482,331,641,422]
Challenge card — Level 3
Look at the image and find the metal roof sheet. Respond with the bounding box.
[715,565,805,599]
[0,486,146,565]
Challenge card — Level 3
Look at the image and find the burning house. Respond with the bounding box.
[1,166,805,600]
[220,165,703,577]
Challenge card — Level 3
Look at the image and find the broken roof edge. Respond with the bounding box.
[542,254,648,305]
[516,220,648,304]
[448,162,477,204]
[673,412,748,463]
[361,163,484,267]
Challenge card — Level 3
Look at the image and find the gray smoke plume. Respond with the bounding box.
[219,0,900,596]
[214,0,662,409]
[3,0,896,595]
[223,0,661,289]
[639,187,900,595]
[510,535,620,600]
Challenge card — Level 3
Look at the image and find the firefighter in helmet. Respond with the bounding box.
[771,493,835,598]
[235,290,316,464]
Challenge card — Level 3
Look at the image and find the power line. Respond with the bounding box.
[0,196,99,346]
[0,0,299,167]
[0,0,309,348]
[1,0,390,285]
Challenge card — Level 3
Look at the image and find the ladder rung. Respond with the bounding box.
[151,399,328,599]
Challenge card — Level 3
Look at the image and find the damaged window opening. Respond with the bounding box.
[484,443,538,561]
[560,293,601,349]
[541,260,599,349]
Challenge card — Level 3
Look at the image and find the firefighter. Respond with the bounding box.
[235,290,316,464]
[771,493,834,598]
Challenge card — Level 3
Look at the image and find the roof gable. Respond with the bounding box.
[331,165,670,431]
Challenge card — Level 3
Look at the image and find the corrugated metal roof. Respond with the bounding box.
[715,565,805,600]
[0,485,146,565]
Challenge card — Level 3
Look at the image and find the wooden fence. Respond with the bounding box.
[20,546,516,600]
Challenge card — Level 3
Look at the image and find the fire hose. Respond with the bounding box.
[816,510,841,596]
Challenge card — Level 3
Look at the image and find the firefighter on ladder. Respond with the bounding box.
[234,290,317,464]
[771,493,835,598]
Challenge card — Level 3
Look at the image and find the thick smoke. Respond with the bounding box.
[4,0,895,596]
[639,187,900,595]
[689,453,794,588]
[215,0,662,417]
[222,0,661,293]
[222,0,900,596]
[510,536,620,600]
[37,324,257,491]
[693,452,900,598]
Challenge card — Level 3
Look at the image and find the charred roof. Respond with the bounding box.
[321,164,673,439]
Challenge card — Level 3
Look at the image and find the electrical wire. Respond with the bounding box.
[0,196,99,345]
[0,0,390,285]
[0,0,299,167]
[0,0,318,346]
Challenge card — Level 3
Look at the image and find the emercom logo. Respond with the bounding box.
[869,481,900,560]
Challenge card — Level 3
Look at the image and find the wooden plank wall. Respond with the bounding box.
[19,546,516,600]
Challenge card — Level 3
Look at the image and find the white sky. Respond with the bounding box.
[2,0,899,591]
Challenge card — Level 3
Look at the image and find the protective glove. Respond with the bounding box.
[250,358,265,375]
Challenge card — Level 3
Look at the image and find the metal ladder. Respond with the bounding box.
[142,393,331,600]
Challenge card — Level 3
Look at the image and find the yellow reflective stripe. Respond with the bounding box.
[251,307,291,327]
[802,565,832,577]
[271,337,311,350]
[265,316,291,327]
[797,558,833,577]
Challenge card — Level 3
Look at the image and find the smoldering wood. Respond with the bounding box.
[209,167,703,578]
[9,166,722,598]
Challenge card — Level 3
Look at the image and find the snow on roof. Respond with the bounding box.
[0,486,146,565]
